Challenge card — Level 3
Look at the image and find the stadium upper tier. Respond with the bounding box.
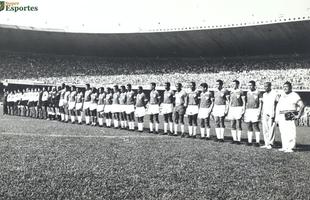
[0,20,310,57]
[0,51,310,90]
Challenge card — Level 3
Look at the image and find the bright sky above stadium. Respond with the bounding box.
[0,0,309,33]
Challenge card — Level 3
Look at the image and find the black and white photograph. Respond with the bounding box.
[0,0,310,199]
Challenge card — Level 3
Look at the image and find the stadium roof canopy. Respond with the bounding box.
[1,20,310,57]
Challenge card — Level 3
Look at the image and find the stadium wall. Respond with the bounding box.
[0,20,310,57]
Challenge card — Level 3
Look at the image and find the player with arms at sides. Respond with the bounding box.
[48,87,57,120]
[34,88,41,118]
[174,83,187,137]
[212,80,229,142]
[186,82,200,138]
[198,83,214,140]
[54,86,62,121]
[147,82,161,134]
[41,87,49,119]
[83,84,92,125]
[244,80,262,147]
[15,89,22,116]
[111,85,121,129]
[97,87,106,127]
[119,85,128,129]
[227,80,245,144]
[104,87,113,127]
[58,83,66,122]
[63,85,71,123]
[20,89,27,117]
[68,85,77,123]
[89,87,98,126]
[125,84,136,131]
[261,82,278,149]
[75,87,84,124]
[275,81,305,153]
[135,86,147,132]
[161,82,174,135]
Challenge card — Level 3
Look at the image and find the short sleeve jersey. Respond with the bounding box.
[200,91,213,108]
[163,90,174,104]
[84,90,92,102]
[246,90,262,109]
[214,89,229,105]
[90,93,98,103]
[174,90,187,106]
[105,93,113,105]
[262,90,278,117]
[149,90,160,104]
[187,90,199,105]
[277,91,301,112]
[64,91,70,102]
[136,92,146,107]
[126,90,135,105]
[69,91,77,102]
[119,92,127,105]
[98,93,106,105]
[42,91,49,102]
[76,92,84,103]
[230,89,244,107]
[112,92,120,104]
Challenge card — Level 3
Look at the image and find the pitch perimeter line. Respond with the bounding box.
[0,132,170,139]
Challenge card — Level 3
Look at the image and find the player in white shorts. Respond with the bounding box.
[104,88,113,127]
[58,83,66,121]
[126,84,136,131]
[227,80,245,144]
[198,83,214,140]
[161,82,174,135]
[261,82,278,149]
[48,87,57,120]
[135,86,147,132]
[213,80,229,142]
[112,85,121,128]
[244,80,262,147]
[41,87,49,119]
[68,85,77,123]
[174,83,187,137]
[75,87,84,124]
[97,87,106,127]
[186,82,199,138]
[83,84,92,125]
[147,82,161,134]
[63,86,71,123]
[119,85,128,129]
[275,81,304,153]
[89,87,98,126]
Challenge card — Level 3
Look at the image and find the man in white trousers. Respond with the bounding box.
[276,82,304,153]
[261,82,278,149]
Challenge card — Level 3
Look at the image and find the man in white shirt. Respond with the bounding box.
[275,81,305,153]
[261,82,278,149]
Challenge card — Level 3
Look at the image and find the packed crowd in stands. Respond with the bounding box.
[1,51,310,89]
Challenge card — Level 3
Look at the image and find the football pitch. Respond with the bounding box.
[0,110,310,199]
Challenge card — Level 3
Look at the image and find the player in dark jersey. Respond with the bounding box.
[90,87,98,126]
[63,85,71,122]
[104,87,113,127]
[97,87,106,127]
[212,80,229,142]
[147,82,161,134]
[227,80,245,144]
[244,80,262,146]
[174,83,187,137]
[75,87,84,124]
[119,85,128,129]
[186,82,200,138]
[135,86,147,132]
[55,86,61,121]
[198,83,214,140]
[126,84,136,131]
[83,84,92,125]
[161,82,174,135]
[48,87,57,120]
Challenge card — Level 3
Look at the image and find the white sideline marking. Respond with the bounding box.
[0,132,168,139]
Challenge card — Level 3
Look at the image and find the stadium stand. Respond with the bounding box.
[1,51,310,90]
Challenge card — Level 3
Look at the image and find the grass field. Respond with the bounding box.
[0,108,310,199]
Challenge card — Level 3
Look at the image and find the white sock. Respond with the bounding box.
[255,132,260,143]
[124,121,127,128]
[181,124,185,133]
[61,114,64,121]
[149,123,153,132]
[114,120,119,128]
[220,128,225,139]
[248,131,253,143]
[188,126,193,136]
[231,130,237,141]
[215,128,220,139]
[174,124,178,134]
[169,122,173,132]
[99,118,103,126]
[131,122,135,130]
[138,123,143,131]
[78,116,82,123]
[85,116,90,124]
[206,128,210,138]
[193,126,197,136]
[237,130,242,142]
[164,123,168,133]
[155,123,159,132]
[71,116,75,122]
[200,128,205,138]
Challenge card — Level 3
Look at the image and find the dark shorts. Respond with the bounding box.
[174,105,186,115]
